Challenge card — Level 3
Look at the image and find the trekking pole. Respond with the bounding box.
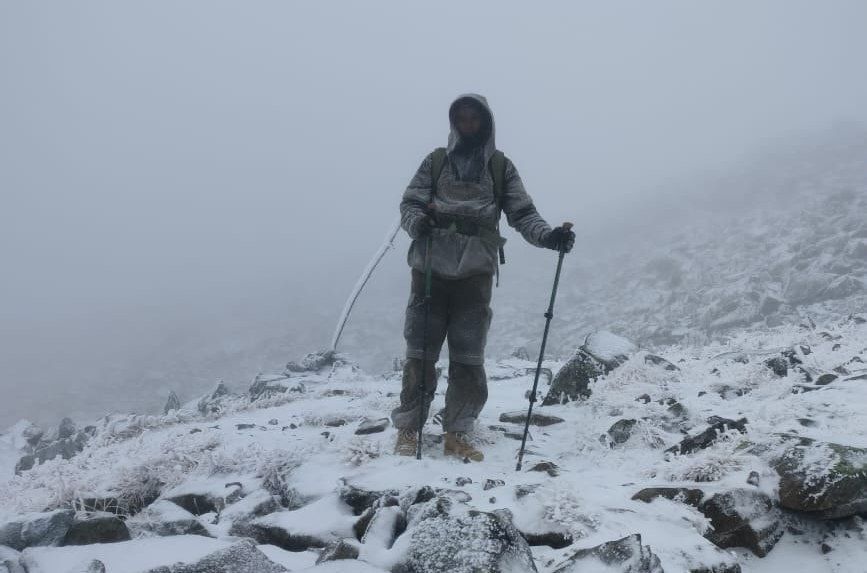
[417,231,434,460]
[516,222,573,471]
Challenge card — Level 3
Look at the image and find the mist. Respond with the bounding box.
[2,1,867,427]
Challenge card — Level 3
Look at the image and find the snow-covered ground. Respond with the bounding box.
[2,317,865,572]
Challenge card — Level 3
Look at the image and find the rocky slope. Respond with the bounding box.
[2,314,866,572]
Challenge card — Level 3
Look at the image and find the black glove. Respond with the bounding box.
[411,215,435,239]
[543,226,575,253]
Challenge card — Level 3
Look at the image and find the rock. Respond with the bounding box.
[56,417,77,440]
[455,477,473,487]
[0,509,75,550]
[515,485,540,499]
[552,533,663,573]
[775,441,867,518]
[521,530,573,549]
[499,411,564,427]
[583,331,638,365]
[393,509,537,573]
[511,346,532,361]
[815,373,838,386]
[607,419,638,446]
[666,417,748,455]
[636,393,651,404]
[236,423,256,430]
[527,461,560,477]
[542,350,605,405]
[632,487,705,507]
[248,374,306,401]
[483,479,505,491]
[353,494,400,541]
[339,484,399,516]
[141,539,286,573]
[747,471,760,487]
[196,382,235,416]
[644,354,679,371]
[166,493,225,516]
[62,514,131,546]
[764,357,788,377]
[316,540,359,564]
[284,350,337,374]
[667,401,688,419]
[163,391,181,414]
[355,418,390,435]
[361,505,404,550]
[0,546,24,573]
[126,500,210,538]
[698,489,783,557]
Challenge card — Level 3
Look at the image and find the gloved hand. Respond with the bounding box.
[410,215,435,239]
[543,226,575,253]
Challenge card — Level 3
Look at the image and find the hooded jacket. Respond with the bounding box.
[400,93,553,279]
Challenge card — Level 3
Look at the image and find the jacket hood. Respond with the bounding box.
[447,93,496,164]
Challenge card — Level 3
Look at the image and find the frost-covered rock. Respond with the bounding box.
[315,539,359,564]
[196,382,236,416]
[0,509,75,551]
[163,391,181,415]
[606,419,638,446]
[248,375,306,401]
[543,331,634,405]
[392,509,537,573]
[698,489,782,557]
[498,410,564,427]
[643,353,679,371]
[355,418,390,435]
[666,417,748,455]
[551,533,663,573]
[632,487,705,507]
[775,440,867,518]
[0,546,24,573]
[62,513,131,546]
[284,350,339,374]
[126,500,210,538]
[245,495,355,552]
[65,559,105,573]
[141,539,286,573]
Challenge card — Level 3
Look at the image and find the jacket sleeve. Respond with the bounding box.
[500,157,552,248]
[400,152,434,239]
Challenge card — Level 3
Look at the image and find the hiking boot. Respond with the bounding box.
[394,429,418,457]
[444,432,484,462]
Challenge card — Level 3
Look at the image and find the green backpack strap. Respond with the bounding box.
[430,147,447,195]
[489,150,507,265]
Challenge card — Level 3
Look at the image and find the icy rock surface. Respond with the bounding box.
[392,509,537,573]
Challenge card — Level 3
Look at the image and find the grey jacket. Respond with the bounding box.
[400,94,553,279]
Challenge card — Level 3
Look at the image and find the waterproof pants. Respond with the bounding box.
[390,269,492,433]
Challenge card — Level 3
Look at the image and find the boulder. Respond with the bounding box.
[126,500,210,538]
[316,540,359,564]
[499,411,564,427]
[393,509,537,573]
[339,483,400,516]
[0,509,75,551]
[284,350,338,374]
[544,331,635,405]
[632,487,705,507]
[763,357,788,377]
[698,489,782,557]
[666,417,748,455]
[775,440,867,518]
[62,514,131,546]
[644,354,679,371]
[607,419,638,446]
[141,539,286,573]
[196,382,235,416]
[355,418,390,435]
[163,391,181,414]
[248,375,306,401]
[551,533,663,573]
[0,546,24,573]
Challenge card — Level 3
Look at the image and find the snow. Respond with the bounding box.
[1,319,866,571]
[20,536,232,573]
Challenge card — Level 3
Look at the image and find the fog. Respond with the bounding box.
[2,1,867,428]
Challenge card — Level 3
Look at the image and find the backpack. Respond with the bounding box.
[430,147,507,266]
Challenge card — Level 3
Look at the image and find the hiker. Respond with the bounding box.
[391,93,575,461]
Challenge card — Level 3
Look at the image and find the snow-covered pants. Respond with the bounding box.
[391,269,492,432]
